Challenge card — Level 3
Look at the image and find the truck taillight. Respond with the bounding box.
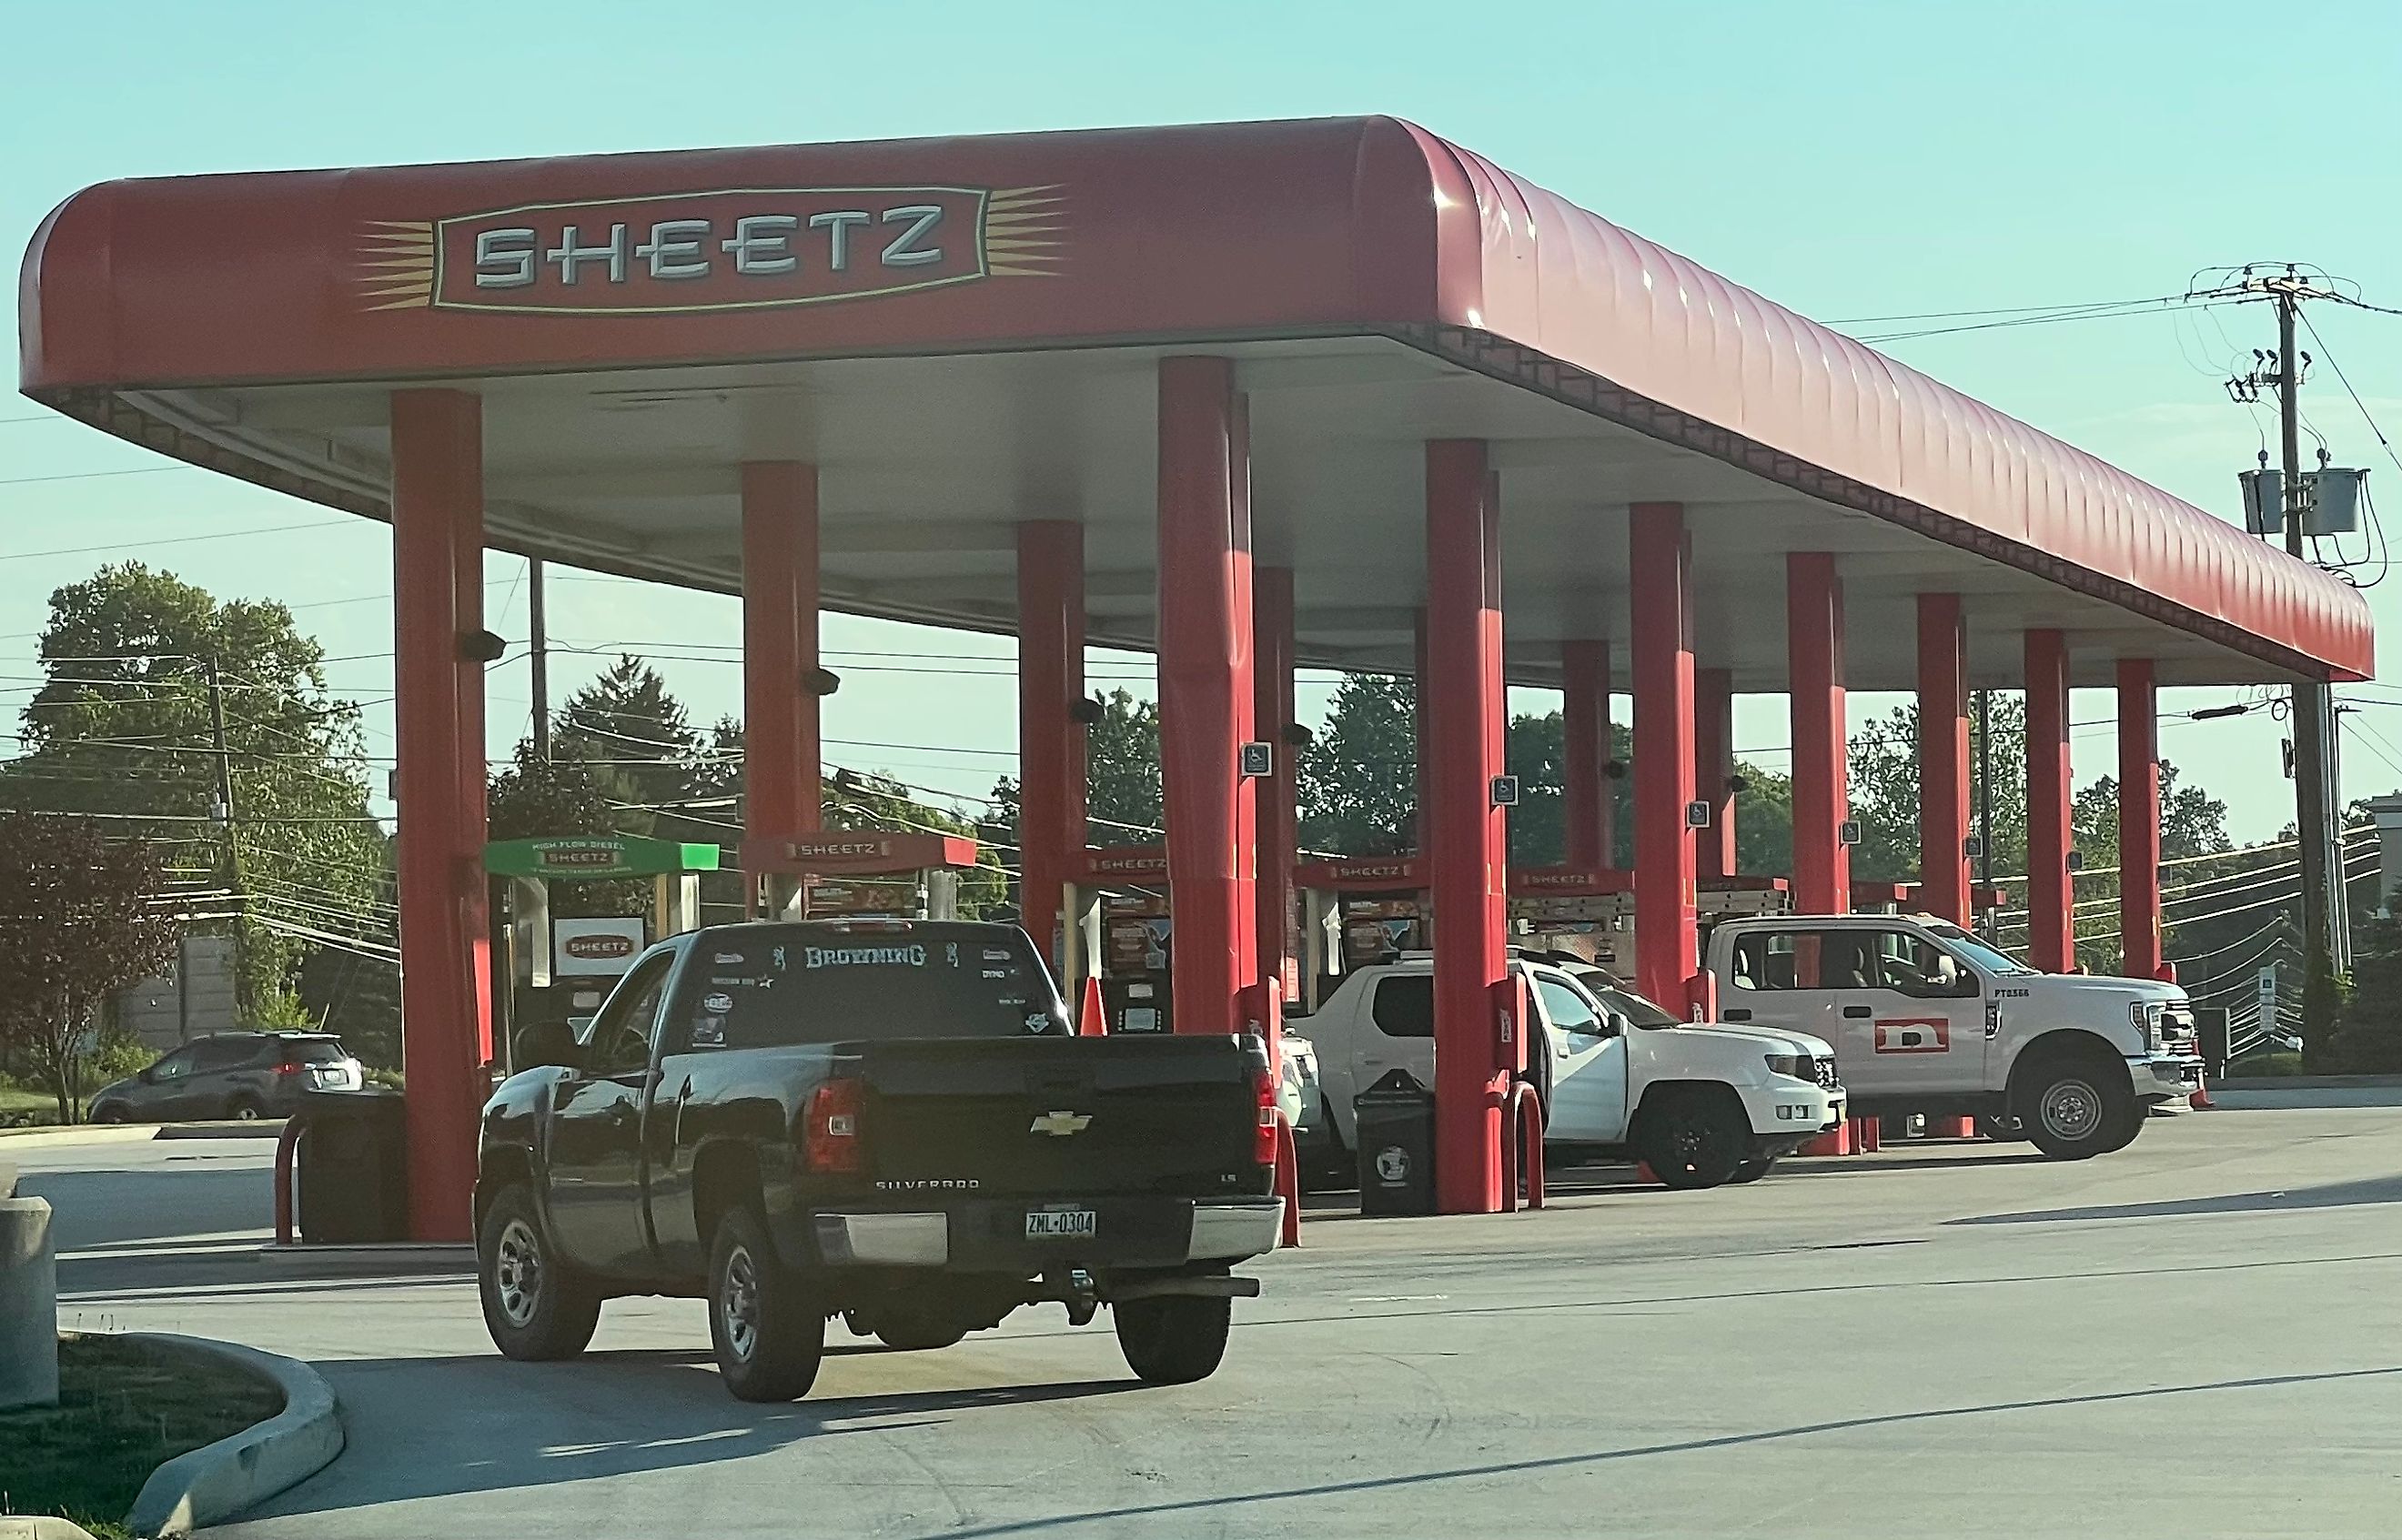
[804,1077,865,1174]
[1253,1065,1279,1168]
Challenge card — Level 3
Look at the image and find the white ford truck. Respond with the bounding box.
[1703,914,2203,1161]
[1297,954,1844,1189]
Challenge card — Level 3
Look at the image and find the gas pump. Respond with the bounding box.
[1292,857,1427,1013]
[736,831,982,921]
[1072,846,1174,1033]
[1506,869,1793,983]
[484,835,722,1064]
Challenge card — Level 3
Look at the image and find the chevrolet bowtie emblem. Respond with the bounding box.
[1029,1110,1092,1137]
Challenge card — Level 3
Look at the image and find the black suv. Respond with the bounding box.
[88,1033,365,1123]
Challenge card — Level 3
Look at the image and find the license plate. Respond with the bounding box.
[1025,1207,1097,1241]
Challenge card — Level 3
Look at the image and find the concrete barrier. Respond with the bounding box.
[122,1334,343,1538]
[1,1196,58,1410]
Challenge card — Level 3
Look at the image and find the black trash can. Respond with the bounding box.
[1354,1069,1437,1216]
[2194,1005,2230,1081]
[296,1087,410,1244]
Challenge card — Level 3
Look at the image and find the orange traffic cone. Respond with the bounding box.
[2191,1068,2215,1111]
[1076,976,1107,1036]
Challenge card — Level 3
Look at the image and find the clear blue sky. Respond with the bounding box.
[6,0,2401,842]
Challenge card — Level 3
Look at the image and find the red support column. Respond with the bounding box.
[1255,566,1298,1019]
[1156,357,1258,1037]
[1016,521,1087,963]
[2118,659,2164,980]
[1631,503,1698,1012]
[2024,629,2074,971]
[1696,667,1736,880]
[450,424,492,1069]
[391,388,480,1243]
[1787,554,1851,914]
[1917,594,1972,923]
[1562,640,1613,871]
[1426,440,1507,1213]
[742,463,819,891]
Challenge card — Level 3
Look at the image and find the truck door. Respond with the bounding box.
[1530,971,1629,1142]
[1718,925,1846,1047]
[1824,927,1985,1099]
[546,949,674,1278]
[1357,972,1437,1108]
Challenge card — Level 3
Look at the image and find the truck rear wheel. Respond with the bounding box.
[478,1183,601,1362]
[2016,1052,2136,1162]
[1639,1089,1749,1189]
[709,1207,825,1401]
[1115,1293,1232,1384]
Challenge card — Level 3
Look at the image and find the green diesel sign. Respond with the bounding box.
[483,836,722,880]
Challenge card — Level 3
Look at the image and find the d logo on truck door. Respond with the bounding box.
[1873,1019,1951,1054]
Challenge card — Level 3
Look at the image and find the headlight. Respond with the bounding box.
[2131,1002,2164,1050]
[1764,1052,1812,1080]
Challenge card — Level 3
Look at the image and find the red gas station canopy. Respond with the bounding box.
[18,116,2372,686]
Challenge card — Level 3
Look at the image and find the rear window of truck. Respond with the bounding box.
[672,923,1067,1049]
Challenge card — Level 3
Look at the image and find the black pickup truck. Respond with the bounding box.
[474,918,1284,1402]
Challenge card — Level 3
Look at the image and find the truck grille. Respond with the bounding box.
[2160,1006,2196,1050]
[1813,1057,1842,1090]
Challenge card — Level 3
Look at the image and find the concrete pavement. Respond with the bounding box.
[28,1105,2402,1538]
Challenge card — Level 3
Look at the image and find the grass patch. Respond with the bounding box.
[0,1334,285,1538]
[0,1087,65,1130]
[2226,1050,2307,1078]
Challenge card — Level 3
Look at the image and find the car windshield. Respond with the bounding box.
[1570,971,1682,1029]
[673,923,1067,1050]
[1925,922,2038,976]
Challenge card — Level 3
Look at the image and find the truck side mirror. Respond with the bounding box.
[1604,1012,1632,1038]
[513,1021,581,1073]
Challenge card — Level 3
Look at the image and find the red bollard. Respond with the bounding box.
[1853,1115,1882,1152]
[271,1116,305,1246]
[1273,1120,1302,1246]
[1800,1122,1852,1157]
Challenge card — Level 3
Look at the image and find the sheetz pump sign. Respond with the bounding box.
[355,184,1063,314]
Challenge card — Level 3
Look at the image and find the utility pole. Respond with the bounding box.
[2264,276,2349,975]
[201,657,247,1011]
[529,557,550,761]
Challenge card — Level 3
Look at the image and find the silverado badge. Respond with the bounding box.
[1029,1110,1093,1137]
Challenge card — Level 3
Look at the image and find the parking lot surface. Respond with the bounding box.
[24,1103,2402,1538]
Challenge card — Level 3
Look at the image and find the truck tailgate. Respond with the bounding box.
[856,1035,1260,1199]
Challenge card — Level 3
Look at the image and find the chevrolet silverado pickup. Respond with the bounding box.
[474,918,1284,1402]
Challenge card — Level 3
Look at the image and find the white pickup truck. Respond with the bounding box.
[1297,954,1844,1189]
[1703,914,2203,1161]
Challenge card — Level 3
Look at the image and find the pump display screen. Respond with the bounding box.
[673,923,1065,1049]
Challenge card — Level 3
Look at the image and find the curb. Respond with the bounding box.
[0,1517,104,1539]
[252,1242,474,1277]
[156,1121,288,1142]
[119,1333,343,1539]
[0,1125,161,1150]
[2216,1073,2402,1090]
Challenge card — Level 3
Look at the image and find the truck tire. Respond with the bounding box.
[2015,1051,2137,1162]
[478,1183,602,1362]
[1114,1293,1232,1384]
[1728,1156,1776,1184]
[1639,1089,1750,1190]
[709,1206,826,1401]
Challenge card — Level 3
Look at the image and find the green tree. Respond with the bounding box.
[0,564,386,1020]
[0,812,181,1122]
[1298,675,1416,855]
[551,654,701,827]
